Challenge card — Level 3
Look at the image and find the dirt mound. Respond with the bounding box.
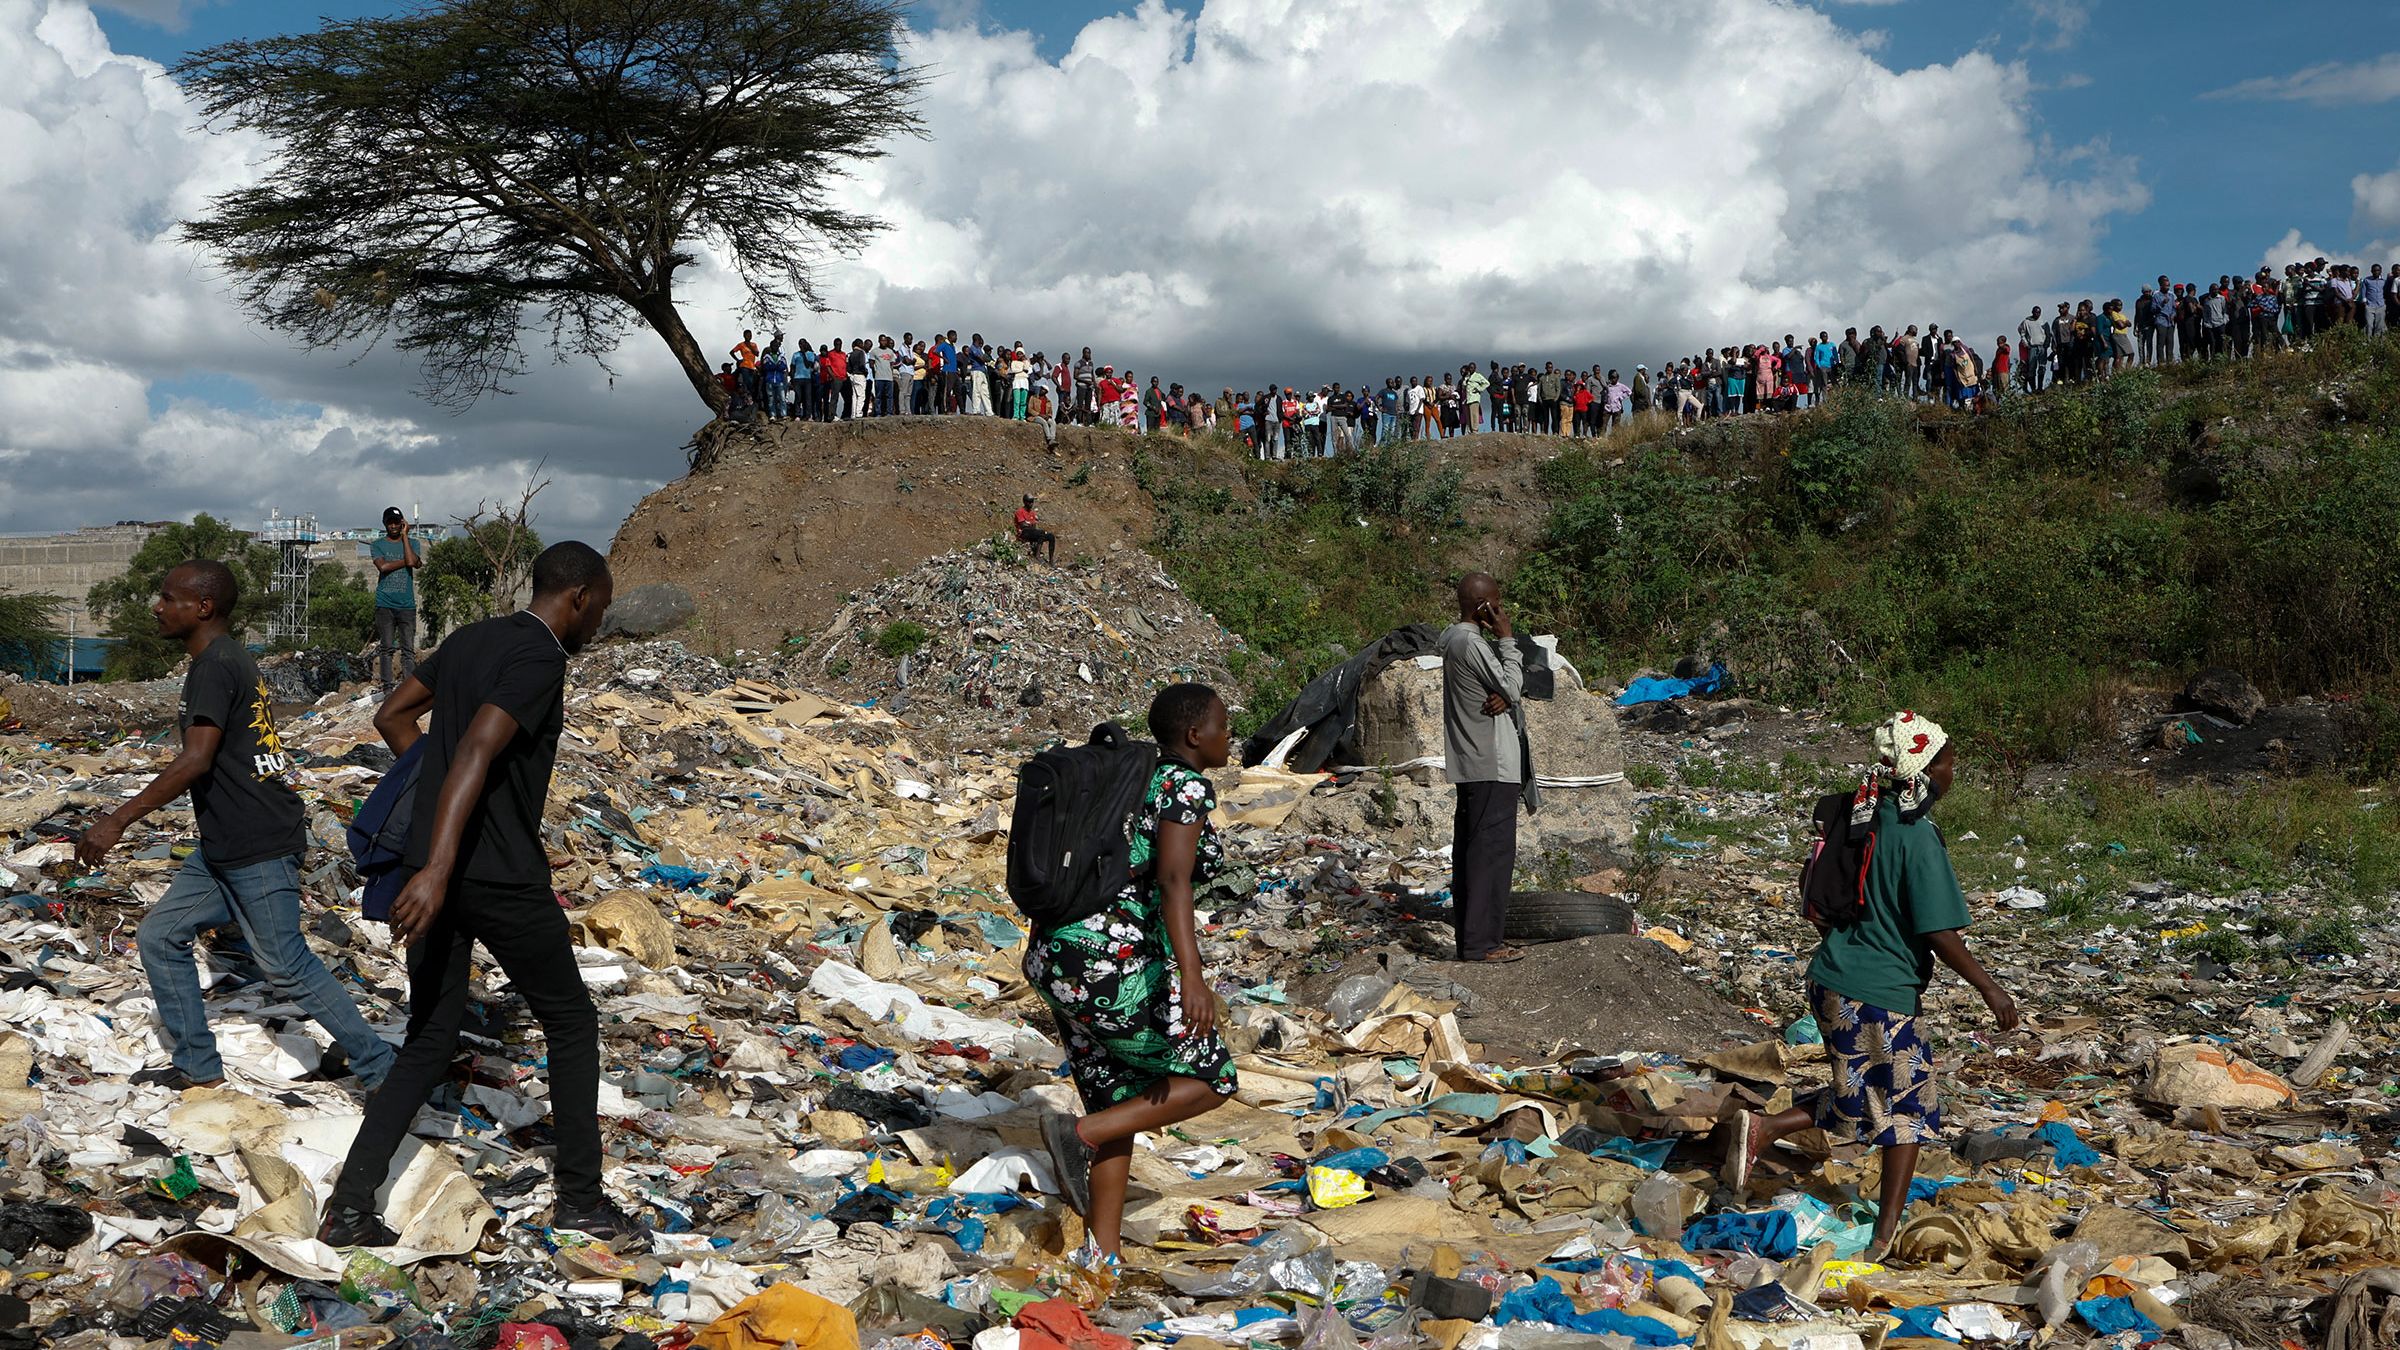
[1307,935,1759,1065]
[1437,934,1760,1061]
[758,542,1237,750]
[607,417,1250,657]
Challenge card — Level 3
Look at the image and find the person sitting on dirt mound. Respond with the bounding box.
[1014,495,1057,562]
[1034,683,1239,1267]
[1722,712,2021,1262]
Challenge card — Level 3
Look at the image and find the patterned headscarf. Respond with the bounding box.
[1851,710,1950,831]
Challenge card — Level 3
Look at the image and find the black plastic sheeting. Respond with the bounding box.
[1238,625,1554,781]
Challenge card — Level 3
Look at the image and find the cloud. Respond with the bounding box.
[2207,52,2400,105]
[819,0,2141,385]
[2017,0,2092,52]
[0,0,719,547]
[2258,229,2398,274]
[87,0,188,30]
[2265,161,2400,269]
[8,0,2144,556]
[2355,161,2400,238]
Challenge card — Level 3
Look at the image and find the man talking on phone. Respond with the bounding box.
[1441,573,1530,964]
[317,542,638,1245]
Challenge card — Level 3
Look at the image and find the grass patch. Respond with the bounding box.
[1938,771,2400,900]
[1508,335,2400,770]
[1144,441,1471,735]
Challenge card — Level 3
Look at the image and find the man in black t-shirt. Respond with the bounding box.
[321,542,630,1246]
[78,561,395,1092]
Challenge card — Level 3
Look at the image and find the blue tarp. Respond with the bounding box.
[1681,1209,1801,1258]
[2076,1296,2162,1339]
[1616,663,1727,706]
[1494,1279,1683,1347]
[1888,1306,1959,1341]
[2035,1120,2103,1168]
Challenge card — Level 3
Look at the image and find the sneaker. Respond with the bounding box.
[553,1200,648,1245]
[1042,1112,1094,1216]
[131,1067,224,1091]
[318,1204,397,1248]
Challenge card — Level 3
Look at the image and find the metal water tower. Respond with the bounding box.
[261,510,319,646]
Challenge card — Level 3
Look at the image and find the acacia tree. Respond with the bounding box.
[175,0,924,418]
[87,516,280,681]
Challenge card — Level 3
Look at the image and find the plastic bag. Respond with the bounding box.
[106,1252,215,1313]
[1573,1255,1653,1310]
[719,1193,837,1261]
[1162,1229,1323,1298]
[1770,1193,1877,1260]
[1631,1172,1698,1239]
[1324,976,1394,1029]
[1308,1166,1371,1209]
[337,1248,422,1312]
[2033,1240,2102,1328]
[1299,1303,1361,1350]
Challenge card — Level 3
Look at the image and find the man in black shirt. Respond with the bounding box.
[78,561,395,1091]
[320,542,629,1245]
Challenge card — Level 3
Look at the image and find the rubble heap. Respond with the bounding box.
[0,655,2395,1350]
[772,543,1240,750]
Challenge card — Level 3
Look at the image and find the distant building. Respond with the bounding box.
[0,523,165,680]
[0,517,455,681]
[0,523,165,633]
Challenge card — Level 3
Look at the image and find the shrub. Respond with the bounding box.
[873,620,930,659]
[1780,393,1916,532]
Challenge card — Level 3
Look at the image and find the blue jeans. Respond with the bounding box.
[139,853,395,1087]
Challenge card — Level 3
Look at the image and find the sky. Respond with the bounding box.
[3,0,2396,549]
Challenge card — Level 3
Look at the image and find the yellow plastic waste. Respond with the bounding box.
[1306,1165,1370,1209]
[1819,1261,1886,1296]
[694,1283,860,1350]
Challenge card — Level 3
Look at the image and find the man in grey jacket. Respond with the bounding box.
[2017,308,2049,394]
[1441,573,1528,964]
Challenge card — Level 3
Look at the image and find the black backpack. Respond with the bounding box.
[1006,723,1160,934]
[1799,791,1875,929]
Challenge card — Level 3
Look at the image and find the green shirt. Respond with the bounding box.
[1805,798,1971,1015]
[370,538,416,610]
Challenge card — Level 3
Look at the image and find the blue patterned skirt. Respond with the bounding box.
[1809,983,1942,1146]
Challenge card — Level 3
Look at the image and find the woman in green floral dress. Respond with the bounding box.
[1031,683,1238,1260]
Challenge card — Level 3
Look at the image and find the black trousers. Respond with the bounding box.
[1452,782,1519,959]
[331,875,604,1213]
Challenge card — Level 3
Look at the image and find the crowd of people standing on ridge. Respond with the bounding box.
[717,256,2395,458]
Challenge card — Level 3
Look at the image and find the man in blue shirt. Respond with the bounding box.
[935,333,960,414]
[369,508,420,694]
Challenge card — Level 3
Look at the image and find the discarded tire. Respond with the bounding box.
[1503,891,1636,943]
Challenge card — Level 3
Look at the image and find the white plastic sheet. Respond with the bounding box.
[806,960,1061,1061]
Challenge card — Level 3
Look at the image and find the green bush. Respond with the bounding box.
[1780,393,1916,532]
[1141,451,1466,737]
[873,620,931,659]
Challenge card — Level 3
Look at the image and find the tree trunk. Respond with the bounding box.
[636,289,729,416]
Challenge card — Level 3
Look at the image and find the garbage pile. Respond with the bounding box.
[0,673,181,739]
[0,651,2396,1350]
[771,543,1239,749]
